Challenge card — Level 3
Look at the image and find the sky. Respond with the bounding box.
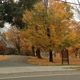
[66,0,80,22]
[57,0,80,22]
[62,0,78,3]
[0,23,11,33]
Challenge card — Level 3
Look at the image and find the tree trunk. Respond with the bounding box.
[36,48,41,58]
[32,46,35,56]
[18,47,20,55]
[15,36,21,55]
[75,48,79,58]
[49,50,53,62]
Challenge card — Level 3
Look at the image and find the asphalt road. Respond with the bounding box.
[0,55,34,67]
[0,55,80,80]
[0,73,80,80]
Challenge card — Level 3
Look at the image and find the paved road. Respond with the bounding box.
[0,55,80,80]
[0,55,34,67]
[0,73,80,80]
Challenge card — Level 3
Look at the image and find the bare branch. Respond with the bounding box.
[56,0,79,5]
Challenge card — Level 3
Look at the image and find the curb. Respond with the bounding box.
[0,66,78,74]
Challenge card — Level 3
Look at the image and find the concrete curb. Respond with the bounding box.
[0,66,78,74]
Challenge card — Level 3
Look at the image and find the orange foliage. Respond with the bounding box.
[0,55,9,61]
[22,0,74,52]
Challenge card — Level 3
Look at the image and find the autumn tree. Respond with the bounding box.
[6,26,33,55]
[20,30,33,55]
[71,22,80,58]
[22,4,50,58]
[44,0,74,61]
[22,0,74,61]
[5,26,21,54]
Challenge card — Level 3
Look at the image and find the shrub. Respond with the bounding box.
[0,44,7,52]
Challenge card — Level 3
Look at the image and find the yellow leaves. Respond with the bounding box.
[48,0,73,26]
[75,43,80,48]
[22,10,33,25]
[70,30,77,39]
[21,0,74,51]
[20,30,33,53]
[20,30,29,38]
[5,30,14,39]
[34,2,45,12]
[5,30,11,35]
[50,25,55,38]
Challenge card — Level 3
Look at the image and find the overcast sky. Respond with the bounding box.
[62,0,78,3]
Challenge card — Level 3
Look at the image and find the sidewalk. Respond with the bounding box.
[0,66,79,74]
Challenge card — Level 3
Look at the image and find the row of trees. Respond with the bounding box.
[0,0,80,62]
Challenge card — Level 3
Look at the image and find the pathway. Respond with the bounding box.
[0,55,34,67]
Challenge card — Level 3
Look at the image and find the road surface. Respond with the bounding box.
[0,55,80,80]
[0,55,34,67]
[0,73,80,80]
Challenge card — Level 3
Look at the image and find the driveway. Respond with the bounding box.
[0,55,34,67]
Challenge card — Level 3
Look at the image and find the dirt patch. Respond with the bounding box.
[0,55,9,61]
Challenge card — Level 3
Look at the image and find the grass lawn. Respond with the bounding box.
[0,55,9,61]
[28,54,80,66]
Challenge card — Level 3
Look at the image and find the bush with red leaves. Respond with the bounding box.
[0,44,7,52]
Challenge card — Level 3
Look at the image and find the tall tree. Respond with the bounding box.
[71,22,80,57]
[0,0,40,28]
[22,0,74,61]
[5,26,21,54]
[62,0,80,57]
